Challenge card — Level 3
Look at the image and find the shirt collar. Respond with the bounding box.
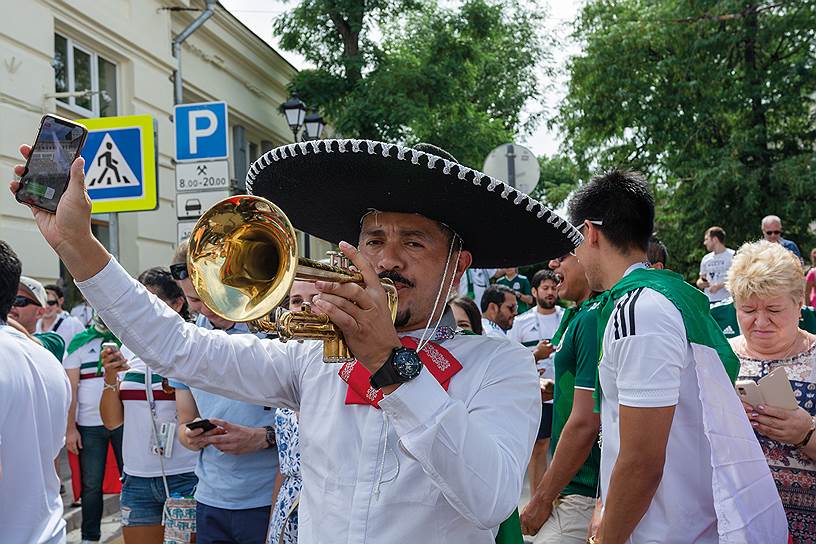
[399,307,457,342]
[623,261,650,277]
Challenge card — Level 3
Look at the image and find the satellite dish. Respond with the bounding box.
[482,143,540,195]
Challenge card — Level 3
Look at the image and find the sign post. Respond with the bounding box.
[173,101,230,244]
[482,143,540,195]
[77,115,159,259]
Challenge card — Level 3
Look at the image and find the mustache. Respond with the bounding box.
[378,270,415,288]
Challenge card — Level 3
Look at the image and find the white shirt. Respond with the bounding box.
[117,352,198,477]
[480,317,507,338]
[458,268,497,308]
[507,306,564,377]
[699,248,734,303]
[599,264,717,543]
[64,337,116,427]
[0,325,71,544]
[36,311,85,352]
[70,303,94,327]
[77,259,541,544]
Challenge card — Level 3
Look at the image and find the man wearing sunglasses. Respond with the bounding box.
[36,284,84,352]
[10,276,48,334]
[762,215,802,260]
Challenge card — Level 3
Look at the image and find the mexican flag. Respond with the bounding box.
[595,268,789,543]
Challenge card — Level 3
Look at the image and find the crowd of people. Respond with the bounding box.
[2,137,815,544]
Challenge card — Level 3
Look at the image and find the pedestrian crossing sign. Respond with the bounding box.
[78,115,157,213]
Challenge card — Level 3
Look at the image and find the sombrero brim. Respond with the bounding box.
[246,139,581,267]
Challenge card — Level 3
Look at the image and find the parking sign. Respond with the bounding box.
[174,101,228,162]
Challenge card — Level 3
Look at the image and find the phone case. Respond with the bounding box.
[758,368,799,410]
[736,380,763,407]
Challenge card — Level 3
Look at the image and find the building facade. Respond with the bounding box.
[1,0,325,302]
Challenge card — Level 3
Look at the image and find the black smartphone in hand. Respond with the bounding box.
[185,419,217,433]
[15,114,88,213]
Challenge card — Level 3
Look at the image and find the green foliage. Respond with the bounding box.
[557,0,816,278]
[274,0,549,168]
[532,154,580,209]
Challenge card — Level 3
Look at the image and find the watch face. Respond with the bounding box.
[394,349,422,379]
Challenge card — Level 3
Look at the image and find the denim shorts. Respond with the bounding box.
[120,472,198,526]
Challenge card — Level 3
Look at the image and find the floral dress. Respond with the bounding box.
[267,409,301,544]
[738,342,816,543]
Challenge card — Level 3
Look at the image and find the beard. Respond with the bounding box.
[394,309,412,329]
[537,298,556,310]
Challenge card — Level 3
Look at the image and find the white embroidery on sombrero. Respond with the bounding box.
[243,138,582,246]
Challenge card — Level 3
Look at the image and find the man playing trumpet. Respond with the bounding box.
[11,140,579,542]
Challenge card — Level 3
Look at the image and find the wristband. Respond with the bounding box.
[103,380,119,392]
[796,416,816,448]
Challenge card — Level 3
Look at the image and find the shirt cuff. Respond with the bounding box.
[379,368,450,436]
[75,257,130,312]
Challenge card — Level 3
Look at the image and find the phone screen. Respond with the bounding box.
[16,116,88,212]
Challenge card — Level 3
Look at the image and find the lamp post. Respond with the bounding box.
[279,96,326,258]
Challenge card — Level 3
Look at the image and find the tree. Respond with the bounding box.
[532,154,580,210]
[274,0,550,167]
[557,0,816,277]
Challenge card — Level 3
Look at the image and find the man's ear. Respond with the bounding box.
[453,250,473,284]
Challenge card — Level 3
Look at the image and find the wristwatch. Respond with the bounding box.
[796,416,816,448]
[264,425,276,449]
[370,346,423,389]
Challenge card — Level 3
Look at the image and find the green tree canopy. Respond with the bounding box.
[274,0,549,167]
[558,0,816,277]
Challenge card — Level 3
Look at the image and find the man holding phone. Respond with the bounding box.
[168,242,279,544]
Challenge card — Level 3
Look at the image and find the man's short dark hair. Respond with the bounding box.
[0,240,22,321]
[45,284,63,299]
[480,284,514,313]
[531,269,559,289]
[706,226,726,244]
[568,169,655,252]
[647,235,668,266]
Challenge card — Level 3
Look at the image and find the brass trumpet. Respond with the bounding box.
[187,195,398,363]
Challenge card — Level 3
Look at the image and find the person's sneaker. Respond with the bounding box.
[70,497,81,508]
[59,484,65,495]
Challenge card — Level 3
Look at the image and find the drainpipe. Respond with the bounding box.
[172,0,217,105]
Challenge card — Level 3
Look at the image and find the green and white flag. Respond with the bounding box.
[595,268,788,543]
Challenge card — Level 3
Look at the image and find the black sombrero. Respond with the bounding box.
[245,139,581,267]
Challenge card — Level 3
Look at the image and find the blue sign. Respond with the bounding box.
[174,101,229,162]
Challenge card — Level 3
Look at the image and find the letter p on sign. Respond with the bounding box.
[174,101,229,162]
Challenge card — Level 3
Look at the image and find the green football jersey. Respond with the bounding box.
[497,274,533,314]
[550,296,602,498]
[710,298,816,339]
[34,331,65,363]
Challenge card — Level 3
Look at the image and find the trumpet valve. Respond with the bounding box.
[326,250,349,269]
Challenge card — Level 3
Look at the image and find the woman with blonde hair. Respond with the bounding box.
[728,240,816,542]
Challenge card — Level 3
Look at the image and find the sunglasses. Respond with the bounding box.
[47,300,59,306]
[170,262,189,281]
[13,295,40,308]
[765,230,782,236]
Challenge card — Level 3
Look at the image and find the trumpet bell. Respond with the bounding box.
[187,195,298,323]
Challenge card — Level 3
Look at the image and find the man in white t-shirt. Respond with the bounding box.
[0,240,71,544]
[37,284,85,350]
[569,171,786,543]
[696,226,734,304]
[458,267,500,309]
[479,284,518,337]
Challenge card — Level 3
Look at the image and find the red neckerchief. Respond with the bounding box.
[338,336,462,408]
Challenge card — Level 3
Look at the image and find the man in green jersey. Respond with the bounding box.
[497,267,534,315]
[520,252,601,543]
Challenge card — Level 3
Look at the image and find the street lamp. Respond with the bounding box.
[303,111,325,141]
[280,94,307,140]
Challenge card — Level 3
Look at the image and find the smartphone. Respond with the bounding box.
[186,419,217,433]
[757,368,798,410]
[101,341,119,353]
[736,380,763,407]
[15,114,88,213]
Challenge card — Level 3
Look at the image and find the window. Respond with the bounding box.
[53,33,118,117]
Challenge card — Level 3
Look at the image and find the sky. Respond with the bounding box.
[219,0,583,158]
